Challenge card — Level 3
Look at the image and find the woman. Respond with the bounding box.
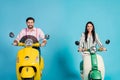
[78,21,106,80]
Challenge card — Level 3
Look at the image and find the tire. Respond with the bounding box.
[90,79,101,80]
[22,77,34,80]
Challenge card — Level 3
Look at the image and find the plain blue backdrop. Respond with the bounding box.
[0,0,120,80]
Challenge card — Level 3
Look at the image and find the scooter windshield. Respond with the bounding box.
[20,35,39,43]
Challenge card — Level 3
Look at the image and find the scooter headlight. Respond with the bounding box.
[25,56,29,60]
[25,39,33,46]
[90,46,97,53]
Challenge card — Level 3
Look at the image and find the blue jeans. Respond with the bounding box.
[33,47,41,56]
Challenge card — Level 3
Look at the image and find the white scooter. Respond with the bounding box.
[75,40,110,80]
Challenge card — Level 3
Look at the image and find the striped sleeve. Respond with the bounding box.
[79,33,85,48]
[95,33,104,47]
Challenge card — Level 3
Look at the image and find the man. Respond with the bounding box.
[13,17,47,53]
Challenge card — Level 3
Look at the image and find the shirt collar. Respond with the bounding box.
[26,27,36,31]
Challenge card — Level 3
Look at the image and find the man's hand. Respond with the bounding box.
[41,39,47,47]
[13,40,18,46]
[41,43,46,47]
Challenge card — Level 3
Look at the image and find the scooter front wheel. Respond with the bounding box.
[90,79,102,80]
[22,77,34,80]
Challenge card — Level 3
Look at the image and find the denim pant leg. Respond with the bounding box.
[33,47,41,56]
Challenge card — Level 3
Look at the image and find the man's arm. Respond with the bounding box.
[41,39,47,47]
[38,28,47,46]
[13,29,25,46]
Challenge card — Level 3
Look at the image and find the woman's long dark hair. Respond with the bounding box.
[84,21,95,43]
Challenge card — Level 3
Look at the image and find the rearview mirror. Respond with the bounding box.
[105,39,110,44]
[45,34,50,40]
[75,41,80,46]
[9,32,15,38]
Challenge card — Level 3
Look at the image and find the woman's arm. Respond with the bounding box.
[78,33,85,52]
[96,33,106,51]
[96,33,103,47]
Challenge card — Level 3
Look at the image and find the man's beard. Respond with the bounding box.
[28,25,33,29]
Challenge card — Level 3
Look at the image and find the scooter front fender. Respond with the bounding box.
[21,67,35,78]
[89,70,102,79]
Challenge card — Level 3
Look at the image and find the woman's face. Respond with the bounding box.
[87,23,93,33]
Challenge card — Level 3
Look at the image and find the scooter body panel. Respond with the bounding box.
[89,70,102,80]
[16,47,44,80]
[83,52,104,80]
[21,67,35,78]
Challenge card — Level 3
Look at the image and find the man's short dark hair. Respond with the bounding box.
[26,17,35,22]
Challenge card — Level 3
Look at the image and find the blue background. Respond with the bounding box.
[0,0,120,80]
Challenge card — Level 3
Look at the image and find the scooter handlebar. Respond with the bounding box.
[17,42,41,47]
[78,48,107,52]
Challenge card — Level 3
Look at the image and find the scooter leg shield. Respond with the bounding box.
[83,54,105,80]
[97,54,105,80]
[40,57,44,70]
[83,54,92,80]
[21,67,35,78]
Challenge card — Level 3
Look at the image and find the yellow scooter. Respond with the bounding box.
[9,32,49,80]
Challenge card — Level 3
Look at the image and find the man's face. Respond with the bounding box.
[26,20,34,29]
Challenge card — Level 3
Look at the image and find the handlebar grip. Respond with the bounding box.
[32,43,41,47]
[18,43,25,46]
[16,42,41,47]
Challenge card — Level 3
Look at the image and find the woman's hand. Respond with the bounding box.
[78,48,87,52]
[99,47,107,51]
